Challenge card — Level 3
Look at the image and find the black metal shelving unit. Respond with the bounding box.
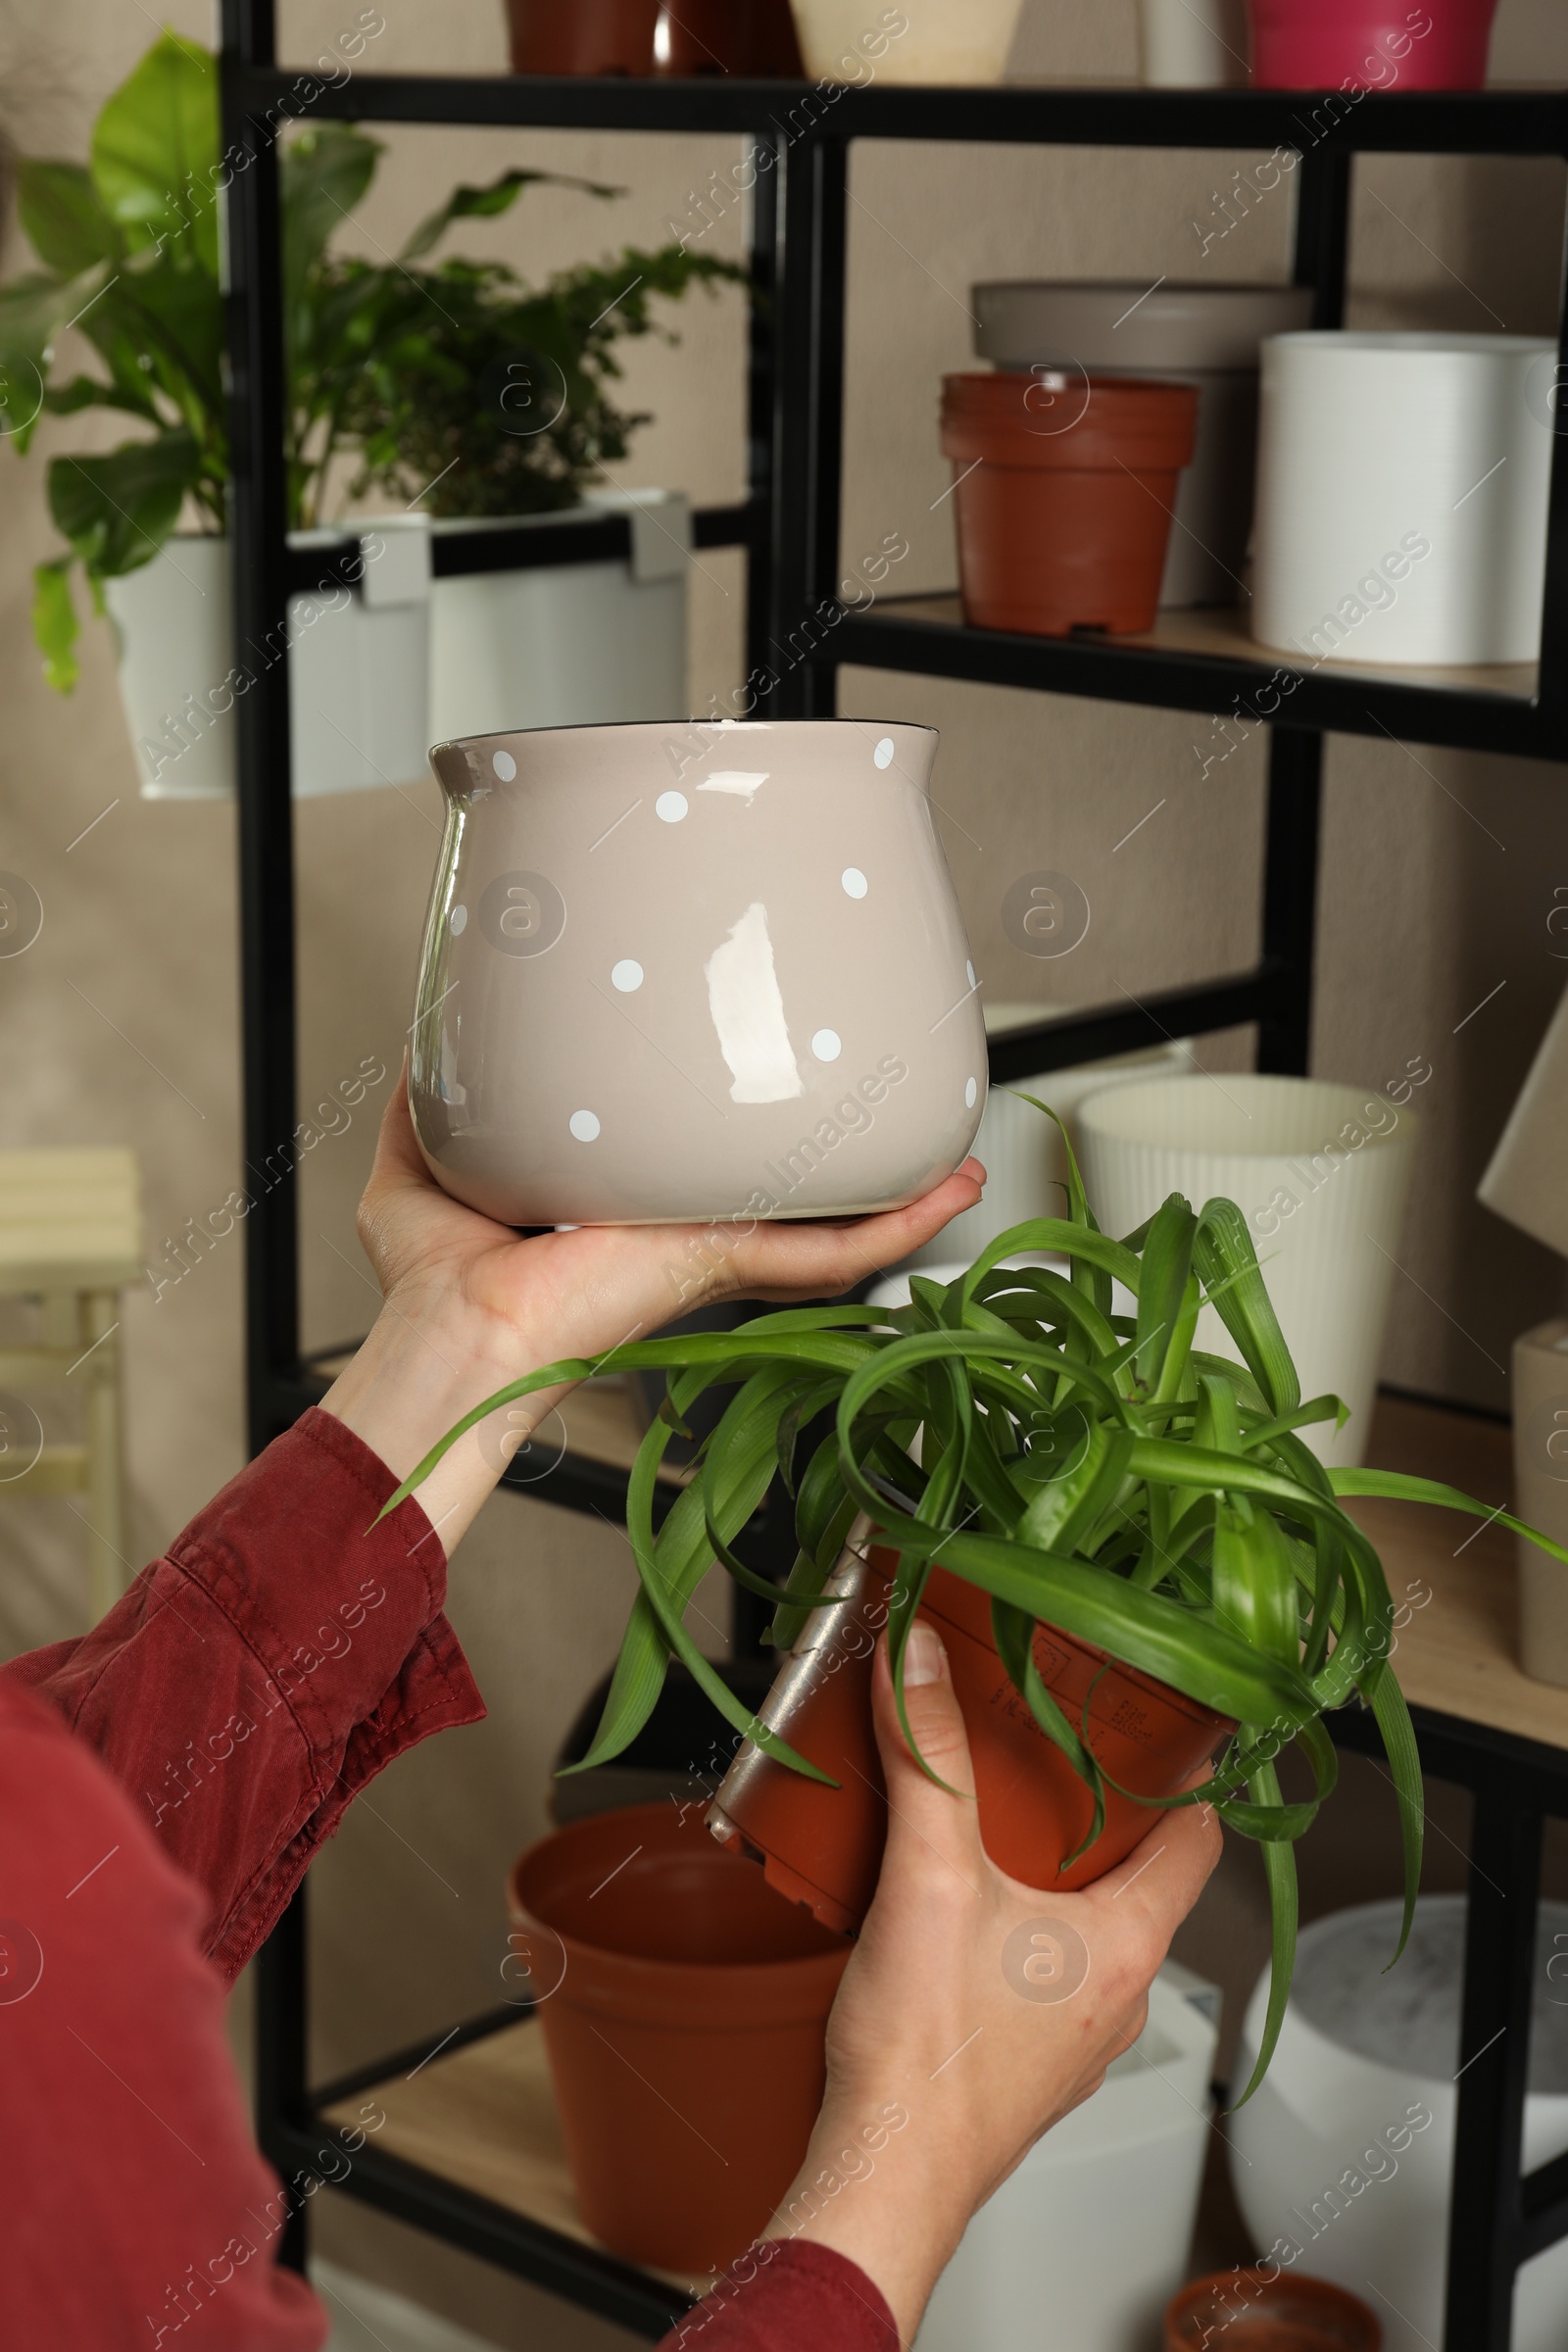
[220,8,1568,2343]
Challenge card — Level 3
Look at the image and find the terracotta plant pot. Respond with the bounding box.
[971,282,1313,608]
[709,1545,1229,1936]
[940,371,1200,637]
[508,1803,850,2272]
[409,720,986,1226]
[1246,0,1497,90]
[506,0,803,75]
[1166,2270,1381,2349]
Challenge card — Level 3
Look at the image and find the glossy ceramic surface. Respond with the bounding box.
[409,719,987,1225]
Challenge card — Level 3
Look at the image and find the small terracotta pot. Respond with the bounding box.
[509,1803,850,2273]
[940,371,1199,637]
[710,1546,1229,1936]
[1166,2270,1381,2350]
[506,0,804,75]
[1246,0,1497,90]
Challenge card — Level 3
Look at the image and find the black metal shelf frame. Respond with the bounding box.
[219,7,1568,2343]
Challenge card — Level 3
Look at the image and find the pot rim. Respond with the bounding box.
[432,714,938,760]
[506,1806,853,1986]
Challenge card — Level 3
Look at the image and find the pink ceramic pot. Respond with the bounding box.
[1247,0,1497,89]
[408,720,987,1226]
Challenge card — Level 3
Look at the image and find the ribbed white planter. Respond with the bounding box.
[103,521,433,801]
[792,0,1024,81]
[1075,1073,1419,1468]
[1251,331,1555,666]
[917,1969,1218,2352]
[427,491,689,744]
[1138,0,1249,83]
[1230,1899,1568,2352]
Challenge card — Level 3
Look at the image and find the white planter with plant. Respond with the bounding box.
[0,36,739,790]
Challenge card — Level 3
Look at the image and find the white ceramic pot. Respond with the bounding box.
[972,282,1314,607]
[1251,331,1555,666]
[1138,0,1250,83]
[1230,1898,1568,2352]
[408,719,986,1226]
[428,492,689,744]
[1074,1073,1419,1468]
[918,1968,1219,2352]
[103,521,433,800]
[792,0,1024,82]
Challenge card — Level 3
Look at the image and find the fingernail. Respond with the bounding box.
[905,1621,946,1686]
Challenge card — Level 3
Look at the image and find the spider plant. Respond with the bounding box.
[384,1104,1567,2098]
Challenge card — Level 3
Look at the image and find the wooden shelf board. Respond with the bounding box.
[1348,1393,1568,1755]
[858,593,1540,705]
[320,2016,708,2299]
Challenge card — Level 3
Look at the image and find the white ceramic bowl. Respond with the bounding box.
[1230,1898,1568,2352]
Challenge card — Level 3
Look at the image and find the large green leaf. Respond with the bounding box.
[46,429,202,578]
[0,268,110,454]
[17,161,120,275]
[90,32,219,277]
[30,560,79,693]
[280,126,382,332]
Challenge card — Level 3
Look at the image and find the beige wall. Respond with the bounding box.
[2,1,1566,2340]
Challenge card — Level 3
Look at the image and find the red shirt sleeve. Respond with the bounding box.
[1,1405,484,1980]
[659,2242,899,2352]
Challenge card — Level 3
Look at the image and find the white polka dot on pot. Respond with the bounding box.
[841,866,867,900]
[873,738,895,770]
[493,749,516,781]
[656,791,688,823]
[569,1109,602,1143]
[965,1077,978,1109]
[611,959,644,993]
[811,1029,842,1062]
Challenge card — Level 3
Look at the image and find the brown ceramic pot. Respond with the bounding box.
[709,1544,1229,1936]
[1165,2270,1381,2350]
[508,1802,850,2273]
[940,370,1200,636]
[506,0,803,75]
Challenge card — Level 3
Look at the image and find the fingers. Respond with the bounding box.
[723,1159,987,1301]
[868,1624,986,1897]
[1090,1780,1223,1948]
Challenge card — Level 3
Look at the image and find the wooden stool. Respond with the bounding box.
[0,1150,141,1625]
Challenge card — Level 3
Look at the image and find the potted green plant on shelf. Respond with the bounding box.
[0,32,742,796]
[388,1106,1568,2099]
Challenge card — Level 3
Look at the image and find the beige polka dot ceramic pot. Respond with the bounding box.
[409,719,987,1226]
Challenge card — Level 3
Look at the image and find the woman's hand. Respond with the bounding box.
[322,1071,984,1549]
[767,1626,1222,2341]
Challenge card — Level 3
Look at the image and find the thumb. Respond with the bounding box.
[870,1620,986,1886]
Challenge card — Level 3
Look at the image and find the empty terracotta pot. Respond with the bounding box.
[409,720,986,1226]
[1166,2270,1381,2350]
[940,371,1200,636]
[508,1803,849,2272]
[506,0,804,75]
[1246,0,1497,90]
[710,1545,1229,1936]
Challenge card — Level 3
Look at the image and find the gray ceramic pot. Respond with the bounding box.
[409,719,986,1225]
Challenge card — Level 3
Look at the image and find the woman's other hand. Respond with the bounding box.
[768,1625,1223,2341]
